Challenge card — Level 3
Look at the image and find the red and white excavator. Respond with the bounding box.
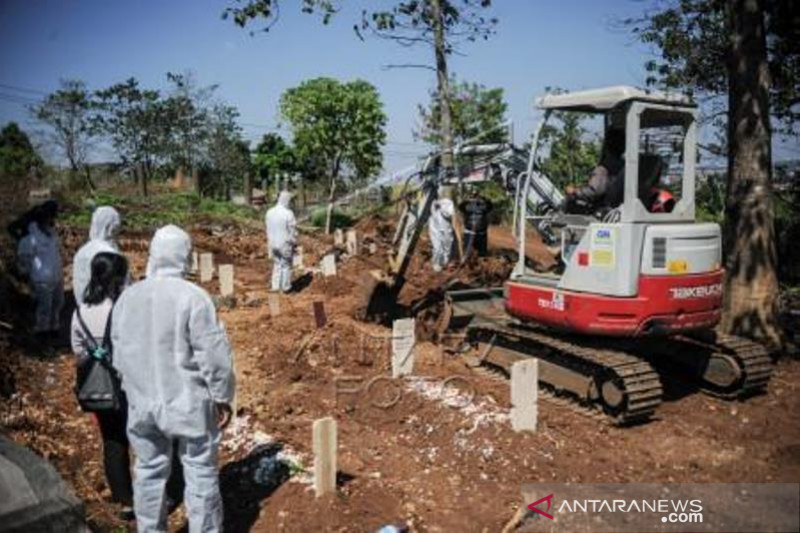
[366,86,773,424]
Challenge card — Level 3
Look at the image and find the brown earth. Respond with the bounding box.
[2,213,799,532]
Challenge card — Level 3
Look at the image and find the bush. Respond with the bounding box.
[309,206,353,229]
[61,191,259,231]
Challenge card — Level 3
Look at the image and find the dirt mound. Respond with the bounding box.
[4,214,799,532]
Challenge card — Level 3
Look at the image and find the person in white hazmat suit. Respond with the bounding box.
[265,191,297,292]
[111,225,235,533]
[428,190,455,272]
[17,201,64,336]
[72,206,122,306]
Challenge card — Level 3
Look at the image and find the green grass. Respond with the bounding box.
[62,191,260,231]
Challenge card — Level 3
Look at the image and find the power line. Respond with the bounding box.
[0,94,38,106]
[0,82,48,96]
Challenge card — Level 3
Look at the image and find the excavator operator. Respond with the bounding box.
[564,128,626,214]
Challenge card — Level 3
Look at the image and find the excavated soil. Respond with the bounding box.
[2,213,800,532]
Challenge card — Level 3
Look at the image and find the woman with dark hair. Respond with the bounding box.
[70,252,134,520]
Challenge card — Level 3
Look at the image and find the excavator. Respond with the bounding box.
[361,86,773,424]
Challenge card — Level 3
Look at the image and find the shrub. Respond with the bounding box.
[309,206,353,229]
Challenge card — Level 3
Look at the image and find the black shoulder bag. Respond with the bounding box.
[74,307,122,412]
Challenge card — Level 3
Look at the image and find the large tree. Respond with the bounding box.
[94,78,168,197]
[630,0,799,348]
[31,79,97,191]
[164,72,217,194]
[357,1,497,175]
[416,76,508,147]
[279,77,386,233]
[205,103,251,200]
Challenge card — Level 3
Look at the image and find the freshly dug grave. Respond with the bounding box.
[2,215,800,533]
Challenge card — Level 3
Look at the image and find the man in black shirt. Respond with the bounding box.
[458,189,493,258]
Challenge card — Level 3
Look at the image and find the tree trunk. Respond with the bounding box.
[325,176,337,235]
[325,157,341,235]
[244,170,253,205]
[720,0,782,349]
[82,164,96,193]
[430,0,455,176]
[192,167,200,197]
[139,162,148,197]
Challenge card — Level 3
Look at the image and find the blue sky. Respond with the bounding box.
[0,0,711,173]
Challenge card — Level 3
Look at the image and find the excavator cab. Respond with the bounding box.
[509,86,724,337]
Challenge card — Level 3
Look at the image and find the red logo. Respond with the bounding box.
[528,494,555,520]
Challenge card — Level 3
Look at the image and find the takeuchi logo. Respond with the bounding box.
[528,494,555,520]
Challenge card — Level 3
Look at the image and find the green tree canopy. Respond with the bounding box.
[253,132,295,183]
[0,122,42,180]
[279,77,386,231]
[629,0,799,137]
[163,71,217,188]
[94,78,168,195]
[417,77,508,147]
[204,103,251,199]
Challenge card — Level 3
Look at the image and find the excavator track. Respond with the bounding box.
[630,331,773,400]
[468,362,613,424]
[705,333,774,397]
[465,321,663,425]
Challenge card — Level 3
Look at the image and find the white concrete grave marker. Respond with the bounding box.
[510,358,538,432]
[292,246,304,269]
[321,254,337,277]
[391,318,416,378]
[334,228,344,246]
[268,293,281,317]
[346,229,358,256]
[199,253,214,283]
[219,264,234,297]
[313,417,337,497]
[191,252,199,273]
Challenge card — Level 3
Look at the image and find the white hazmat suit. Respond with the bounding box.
[111,225,235,533]
[17,221,64,333]
[265,191,297,292]
[72,206,121,305]
[428,197,455,272]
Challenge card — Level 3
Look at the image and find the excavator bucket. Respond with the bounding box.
[439,287,507,333]
[355,270,405,323]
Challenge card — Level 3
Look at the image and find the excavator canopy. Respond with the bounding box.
[535,85,694,112]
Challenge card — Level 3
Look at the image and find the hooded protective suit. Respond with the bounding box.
[265,191,297,292]
[72,207,121,305]
[111,225,234,533]
[17,220,64,333]
[428,197,455,272]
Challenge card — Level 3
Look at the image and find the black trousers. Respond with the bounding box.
[94,398,185,507]
[95,407,133,506]
[463,230,489,258]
